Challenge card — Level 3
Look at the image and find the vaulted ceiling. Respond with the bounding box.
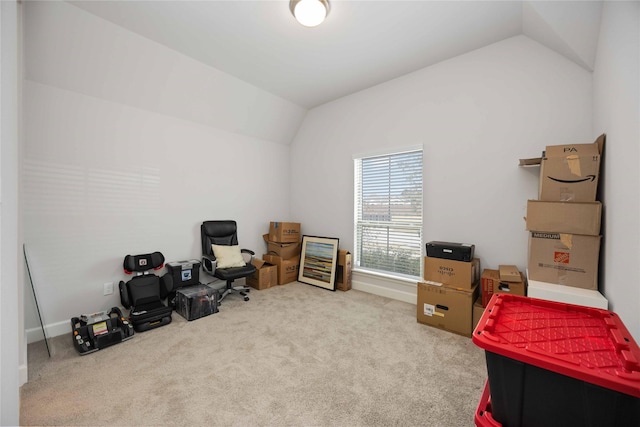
[68,1,603,109]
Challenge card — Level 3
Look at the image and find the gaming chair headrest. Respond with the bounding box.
[123,252,165,274]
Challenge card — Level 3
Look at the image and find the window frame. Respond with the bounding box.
[353,145,424,280]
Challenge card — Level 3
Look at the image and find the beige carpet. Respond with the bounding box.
[20,282,488,426]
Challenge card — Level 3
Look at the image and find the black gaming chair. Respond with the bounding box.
[201,221,256,303]
[118,252,173,332]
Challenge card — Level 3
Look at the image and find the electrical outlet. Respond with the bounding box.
[103,282,114,296]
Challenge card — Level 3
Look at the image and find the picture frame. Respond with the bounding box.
[298,235,339,291]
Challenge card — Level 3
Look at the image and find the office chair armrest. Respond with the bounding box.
[241,249,255,264]
[202,254,217,275]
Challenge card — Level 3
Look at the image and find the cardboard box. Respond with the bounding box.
[268,222,301,243]
[473,297,485,331]
[526,200,602,236]
[538,134,604,202]
[246,259,277,290]
[528,232,600,290]
[335,250,352,292]
[526,270,608,309]
[481,269,500,307]
[263,234,301,259]
[499,265,521,282]
[423,256,480,290]
[482,269,527,307]
[497,273,526,296]
[416,281,478,337]
[262,254,300,285]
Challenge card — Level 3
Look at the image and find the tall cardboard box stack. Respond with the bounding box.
[524,135,605,291]
[262,222,301,285]
[417,243,480,337]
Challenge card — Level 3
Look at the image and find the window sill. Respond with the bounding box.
[353,268,420,286]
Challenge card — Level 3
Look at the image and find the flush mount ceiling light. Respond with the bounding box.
[290,0,331,28]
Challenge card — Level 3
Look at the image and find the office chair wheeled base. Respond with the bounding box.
[214,281,250,304]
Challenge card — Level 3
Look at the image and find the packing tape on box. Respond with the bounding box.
[566,155,582,177]
[560,233,573,249]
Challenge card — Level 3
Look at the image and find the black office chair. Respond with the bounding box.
[201,220,257,303]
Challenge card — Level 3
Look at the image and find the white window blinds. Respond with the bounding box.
[354,148,423,278]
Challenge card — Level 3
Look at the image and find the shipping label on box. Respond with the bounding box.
[528,232,600,290]
[424,257,480,289]
[336,250,352,291]
[246,259,277,290]
[526,200,602,236]
[538,134,604,202]
[416,281,478,337]
[268,222,301,243]
[263,254,300,285]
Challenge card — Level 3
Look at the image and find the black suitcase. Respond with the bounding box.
[426,241,475,262]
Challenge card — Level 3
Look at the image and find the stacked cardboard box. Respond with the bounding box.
[262,222,301,285]
[246,258,277,290]
[417,254,480,337]
[480,265,527,307]
[523,135,605,290]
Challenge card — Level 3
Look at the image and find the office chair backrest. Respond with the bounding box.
[201,221,239,257]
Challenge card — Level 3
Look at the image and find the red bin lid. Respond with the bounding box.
[472,294,640,398]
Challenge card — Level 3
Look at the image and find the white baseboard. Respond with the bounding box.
[19,364,28,386]
[26,319,71,344]
[352,278,417,305]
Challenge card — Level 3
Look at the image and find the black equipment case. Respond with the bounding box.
[71,307,134,355]
[426,241,475,262]
[164,259,201,307]
[175,283,219,321]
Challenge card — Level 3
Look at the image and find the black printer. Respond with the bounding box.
[426,241,475,262]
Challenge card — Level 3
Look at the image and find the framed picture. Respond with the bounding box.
[298,235,339,291]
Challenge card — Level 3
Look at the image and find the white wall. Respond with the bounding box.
[592,1,640,341]
[290,35,593,300]
[1,1,20,424]
[22,2,305,339]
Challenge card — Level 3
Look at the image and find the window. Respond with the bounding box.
[354,147,423,278]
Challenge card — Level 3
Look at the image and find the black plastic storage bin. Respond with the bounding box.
[473,294,640,427]
[165,259,201,307]
[175,283,219,321]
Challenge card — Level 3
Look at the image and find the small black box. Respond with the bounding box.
[426,241,475,262]
[175,283,219,321]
